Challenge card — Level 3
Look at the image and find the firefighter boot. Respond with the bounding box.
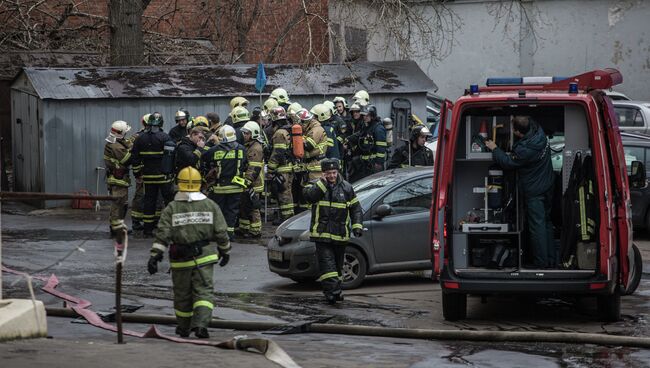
[175,326,190,338]
[194,327,210,339]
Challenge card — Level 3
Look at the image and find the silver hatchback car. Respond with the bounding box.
[267,167,434,289]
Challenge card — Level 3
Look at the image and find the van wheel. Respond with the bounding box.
[622,244,643,296]
[597,291,621,322]
[341,247,367,290]
[442,292,467,321]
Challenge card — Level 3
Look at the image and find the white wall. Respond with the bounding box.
[340,0,650,101]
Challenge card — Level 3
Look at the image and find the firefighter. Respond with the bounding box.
[270,88,291,110]
[229,106,250,145]
[224,96,249,126]
[287,102,303,124]
[333,96,350,122]
[175,127,206,175]
[128,113,149,233]
[293,108,327,213]
[169,110,189,143]
[237,121,265,238]
[104,120,132,238]
[348,103,363,134]
[311,104,340,160]
[206,112,223,147]
[266,106,295,225]
[201,125,247,241]
[303,158,363,304]
[387,125,434,169]
[128,112,175,237]
[357,105,387,178]
[485,115,555,268]
[147,166,230,339]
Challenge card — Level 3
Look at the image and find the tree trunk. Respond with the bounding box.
[109,0,146,66]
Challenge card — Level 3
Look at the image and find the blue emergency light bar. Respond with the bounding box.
[486,76,568,86]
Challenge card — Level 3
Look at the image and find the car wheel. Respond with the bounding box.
[442,292,467,321]
[622,244,643,296]
[341,247,367,290]
[597,290,621,322]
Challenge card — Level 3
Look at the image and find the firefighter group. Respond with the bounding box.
[103,88,434,338]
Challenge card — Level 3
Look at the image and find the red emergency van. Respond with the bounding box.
[430,69,644,321]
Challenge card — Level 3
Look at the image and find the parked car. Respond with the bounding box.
[613,100,650,134]
[605,90,631,101]
[267,167,433,289]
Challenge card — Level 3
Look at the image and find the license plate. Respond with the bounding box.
[268,250,283,261]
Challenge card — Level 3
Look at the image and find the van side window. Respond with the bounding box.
[615,107,644,127]
[380,178,433,215]
[624,145,644,172]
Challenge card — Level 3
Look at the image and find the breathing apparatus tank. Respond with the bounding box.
[161,140,177,175]
[383,117,393,147]
[291,123,304,159]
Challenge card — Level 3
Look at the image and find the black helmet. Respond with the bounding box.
[366,104,377,118]
[410,125,432,142]
[147,112,164,126]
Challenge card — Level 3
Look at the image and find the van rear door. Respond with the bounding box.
[431,100,453,276]
[600,94,634,291]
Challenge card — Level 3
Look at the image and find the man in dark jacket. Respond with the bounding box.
[169,110,189,143]
[175,127,206,174]
[387,125,434,169]
[303,159,363,304]
[485,116,555,268]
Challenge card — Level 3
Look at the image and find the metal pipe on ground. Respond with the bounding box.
[0,192,119,201]
[46,308,650,349]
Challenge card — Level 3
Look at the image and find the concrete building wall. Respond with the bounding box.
[354,0,650,101]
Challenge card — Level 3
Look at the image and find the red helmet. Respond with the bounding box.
[270,106,287,122]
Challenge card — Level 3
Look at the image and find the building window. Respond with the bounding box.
[331,23,368,63]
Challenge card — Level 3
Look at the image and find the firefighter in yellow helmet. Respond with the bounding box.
[229,106,250,144]
[263,98,279,113]
[270,88,291,110]
[148,166,230,339]
[267,106,295,225]
[294,108,327,213]
[201,125,248,240]
[104,120,132,240]
[229,96,249,110]
[236,121,265,238]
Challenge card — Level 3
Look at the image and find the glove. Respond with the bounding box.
[219,253,230,267]
[148,251,163,275]
[353,228,363,238]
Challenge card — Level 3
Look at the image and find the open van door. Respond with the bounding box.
[431,100,453,277]
[599,93,634,292]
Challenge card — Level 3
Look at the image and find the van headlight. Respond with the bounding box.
[298,230,310,241]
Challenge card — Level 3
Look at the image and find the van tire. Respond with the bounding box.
[442,292,467,321]
[597,290,621,322]
[622,244,643,296]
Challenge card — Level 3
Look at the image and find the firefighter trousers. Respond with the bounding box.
[171,263,214,331]
[143,182,174,234]
[209,192,240,240]
[315,242,346,299]
[130,181,145,228]
[238,192,261,236]
[109,186,129,230]
[526,189,555,268]
[277,172,294,219]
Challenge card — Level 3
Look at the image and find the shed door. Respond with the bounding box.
[12,92,41,192]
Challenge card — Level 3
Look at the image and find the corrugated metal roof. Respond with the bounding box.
[16,61,436,100]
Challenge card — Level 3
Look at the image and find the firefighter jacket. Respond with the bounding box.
[104,138,132,187]
[268,122,294,174]
[175,136,202,173]
[201,141,248,194]
[151,192,231,270]
[387,143,434,169]
[169,124,186,143]
[244,139,264,193]
[128,128,175,184]
[320,119,340,159]
[127,130,144,175]
[302,119,327,172]
[491,122,553,197]
[358,119,388,167]
[303,175,363,244]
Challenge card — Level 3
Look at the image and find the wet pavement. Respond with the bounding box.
[2,206,650,367]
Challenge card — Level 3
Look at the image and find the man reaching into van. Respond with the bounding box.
[485,116,555,269]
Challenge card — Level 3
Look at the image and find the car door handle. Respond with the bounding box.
[363,228,369,231]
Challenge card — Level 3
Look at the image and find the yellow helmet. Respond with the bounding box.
[141,113,151,127]
[177,166,202,192]
[353,90,370,105]
[323,100,336,114]
[310,104,332,122]
[230,106,250,124]
[191,115,210,130]
[270,88,289,104]
[229,96,249,109]
[287,102,303,116]
[263,98,279,112]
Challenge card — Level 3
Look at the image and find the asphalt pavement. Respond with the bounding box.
[2,205,650,367]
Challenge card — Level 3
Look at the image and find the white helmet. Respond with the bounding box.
[110,120,131,139]
[323,100,336,114]
[353,90,370,105]
[241,121,261,140]
[218,125,237,143]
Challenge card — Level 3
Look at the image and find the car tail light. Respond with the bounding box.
[589,282,608,290]
[443,282,460,289]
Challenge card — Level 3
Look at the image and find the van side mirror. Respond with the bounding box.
[629,161,647,189]
[374,204,393,219]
